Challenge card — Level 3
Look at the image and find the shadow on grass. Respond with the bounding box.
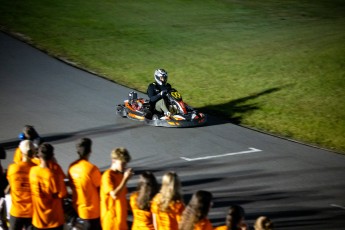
[198,87,282,126]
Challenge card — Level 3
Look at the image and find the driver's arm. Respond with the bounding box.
[147,84,162,103]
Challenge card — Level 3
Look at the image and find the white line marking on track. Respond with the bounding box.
[330,204,345,210]
[180,147,262,161]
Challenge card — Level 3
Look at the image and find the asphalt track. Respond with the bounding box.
[1,32,345,229]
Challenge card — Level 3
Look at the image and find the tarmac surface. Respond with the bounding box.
[1,31,345,229]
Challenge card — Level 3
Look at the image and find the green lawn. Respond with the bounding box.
[1,0,344,152]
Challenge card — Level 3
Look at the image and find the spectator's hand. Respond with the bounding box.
[110,190,117,200]
[160,90,167,96]
[124,168,134,180]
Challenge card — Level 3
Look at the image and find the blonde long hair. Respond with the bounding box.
[158,171,183,212]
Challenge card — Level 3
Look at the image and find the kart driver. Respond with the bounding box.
[147,69,172,119]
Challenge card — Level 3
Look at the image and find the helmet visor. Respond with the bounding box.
[160,75,167,85]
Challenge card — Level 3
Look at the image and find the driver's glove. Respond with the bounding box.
[160,90,167,96]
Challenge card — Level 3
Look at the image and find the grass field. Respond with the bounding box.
[0,0,344,152]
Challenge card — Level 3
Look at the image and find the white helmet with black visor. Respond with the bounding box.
[154,69,168,86]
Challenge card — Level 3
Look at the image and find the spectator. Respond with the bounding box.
[179,190,213,230]
[13,125,41,164]
[6,140,36,230]
[100,147,133,230]
[151,171,185,230]
[130,171,159,230]
[68,138,102,230]
[29,143,67,230]
[254,216,273,230]
[214,205,248,230]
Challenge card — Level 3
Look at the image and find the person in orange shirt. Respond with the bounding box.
[29,143,67,230]
[6,140,36,230]
[68,138,102,230]
[100,147,133,230]
[130,171,159,230]
[179,190,213,230]
[213,205,248,230]
[151,171,185,230]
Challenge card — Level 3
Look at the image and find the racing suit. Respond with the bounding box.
[147,82,172,114]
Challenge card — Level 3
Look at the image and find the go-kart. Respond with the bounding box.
[116,89,207,127]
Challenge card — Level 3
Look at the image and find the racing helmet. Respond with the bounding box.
[154,69,168,85]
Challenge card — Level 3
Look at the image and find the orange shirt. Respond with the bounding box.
[151,193,185,230]
[48,160,67,196]
[29,166,66,228]
[213,224,247,230]
[68,159,101,219]
[31,157,40,165]
[13,147,22,163]
[194,218,213,230]
[130,191,155,230]
[100,169,128,230]
[7,161,36,218]
[213,226,227,230]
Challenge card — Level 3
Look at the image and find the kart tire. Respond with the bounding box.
[145,111,153,119]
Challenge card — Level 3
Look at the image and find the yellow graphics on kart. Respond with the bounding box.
[170,89,182,101]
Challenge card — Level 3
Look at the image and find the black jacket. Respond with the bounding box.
[147,82,172,105]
